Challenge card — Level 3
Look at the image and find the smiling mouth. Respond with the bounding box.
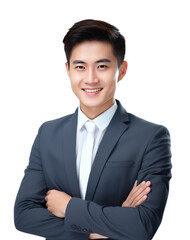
[82,88,103,93]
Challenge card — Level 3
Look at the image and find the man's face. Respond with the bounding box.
[66,41,127,117]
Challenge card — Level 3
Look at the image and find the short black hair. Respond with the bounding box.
[63,19,125,68]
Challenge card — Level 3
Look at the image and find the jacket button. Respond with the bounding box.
[77,226,81,231]
[71,224,77,230]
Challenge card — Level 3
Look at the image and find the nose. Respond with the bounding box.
[85,68,99,84]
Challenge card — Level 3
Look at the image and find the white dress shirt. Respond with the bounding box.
[76,101,118,199]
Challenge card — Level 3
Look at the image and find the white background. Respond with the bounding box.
[1,0,190,239]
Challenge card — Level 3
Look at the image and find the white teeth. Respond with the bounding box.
[83,88,102,93]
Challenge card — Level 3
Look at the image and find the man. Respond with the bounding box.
[14,19,172,240]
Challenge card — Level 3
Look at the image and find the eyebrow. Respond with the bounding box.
[72,58,112,65]
[96,58,112,64]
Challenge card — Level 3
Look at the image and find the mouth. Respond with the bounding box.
[82,88,103,93]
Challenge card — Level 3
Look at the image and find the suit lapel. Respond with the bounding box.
[85,100,130,201]
[62,109,81,198]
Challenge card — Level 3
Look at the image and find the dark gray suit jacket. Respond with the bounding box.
[14,100,172,240]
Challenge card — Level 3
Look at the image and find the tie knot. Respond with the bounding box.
[85,121,96,134]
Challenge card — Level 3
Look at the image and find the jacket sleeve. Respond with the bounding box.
[64,126,172,240]
[14,124,89,240]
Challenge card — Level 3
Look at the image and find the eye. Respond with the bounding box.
[75,66,85,70]
[98,65,108,69]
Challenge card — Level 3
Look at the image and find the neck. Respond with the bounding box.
[80,99,114,120]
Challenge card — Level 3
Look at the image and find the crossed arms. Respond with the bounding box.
[45,180,152,239]
[14,125,171,240]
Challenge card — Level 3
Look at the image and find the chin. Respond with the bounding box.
[81,98,102,106]
[83,103,100,109]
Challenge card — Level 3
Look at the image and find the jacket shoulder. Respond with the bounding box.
[38,112,75,134]
[44,113,74,125]
[128,113,170,135]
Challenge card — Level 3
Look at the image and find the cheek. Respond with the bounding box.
[70,74,81,89]
[69,79,78,96]
[105,69,119,82]
[103,71,118,88]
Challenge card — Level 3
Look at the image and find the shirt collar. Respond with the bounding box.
[77,100,118,132]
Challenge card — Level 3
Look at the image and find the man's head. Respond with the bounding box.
[63,19,127,119]
[63,19,125,68]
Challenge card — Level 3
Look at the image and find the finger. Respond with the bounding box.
[47,207,52,213]
[123,181,144,206]
[131,186,151,207]
[47,189,54,195]
[128,180,139,198]
[132,181,151,197]
[130,181,146,197]
[126,181,151,206]
[145,181,151,187]
[127,181,146,203]
[133,186,151,204]
[45,197,49,206]
[132,180,137,190]
[132,194,148,208]
[122,180,151,207]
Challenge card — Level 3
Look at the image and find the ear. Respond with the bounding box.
[117,61,128,82]
[65,62,70,76]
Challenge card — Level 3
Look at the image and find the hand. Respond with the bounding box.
[89,233,108,239]
[45,190,72,218]
[122,180,151,208]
